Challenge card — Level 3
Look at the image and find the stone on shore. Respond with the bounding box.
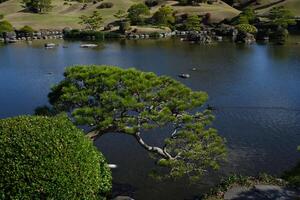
[112,196,134,200]
[224,185,300,200]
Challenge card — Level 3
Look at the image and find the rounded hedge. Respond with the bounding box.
[0,115,111,199]
[236,23,258,34]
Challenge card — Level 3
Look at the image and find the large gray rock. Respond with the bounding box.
[224,186,258,200]
[254,185,300,199]
[112,196,135,200]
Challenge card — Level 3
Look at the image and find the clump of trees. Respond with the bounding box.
[127,3,150,25]
[46,65,227,181]
[80,11,103,30]
[232,8,256,25]
[22,0,52,13]
[269,6,296,28]
[0,114,112,199]
[152,5,175,26]
[266,6,296,44]
[0,20,13,36]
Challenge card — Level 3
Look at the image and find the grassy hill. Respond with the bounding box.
[0,0,239,29]
[255,0,300,16]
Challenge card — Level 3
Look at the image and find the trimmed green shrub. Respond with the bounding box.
[0,114,111,199]
[236,23,258,34]
[97,2,114,9]
[19,25,35,34]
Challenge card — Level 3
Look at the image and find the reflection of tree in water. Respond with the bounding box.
[266,42,300,60]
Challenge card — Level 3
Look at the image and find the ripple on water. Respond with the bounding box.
[214,106,300,174]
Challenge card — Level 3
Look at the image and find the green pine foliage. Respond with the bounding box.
[185,15,202,31]
[269,6,296,28]
[48,65,227,182]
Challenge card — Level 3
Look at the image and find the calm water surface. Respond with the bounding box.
[1,38,300,199]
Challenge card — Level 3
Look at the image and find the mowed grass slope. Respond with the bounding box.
[255,0,300,16]
[0,0,239,29]
[163,1,240,23]
[0,0,143,29]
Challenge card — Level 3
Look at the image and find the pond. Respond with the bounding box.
[0,38,300,199]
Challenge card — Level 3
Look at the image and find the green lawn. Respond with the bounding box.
[0,0,143,29]
[255,0,300,16]
[0,0,239,29]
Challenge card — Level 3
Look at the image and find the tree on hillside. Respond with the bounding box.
[152,5,175,26]
[0,14,3,20]
[127,3,150,25]
[114,10,127,22]
[80,11,103,31]
[0,20,13,36]
[185,15,202,31]
[114,10,130,33]
[231,8,256,25]
[269,6,296,28]
[47,65,227,181]
[0,114,111,199]
[22,0,52,13]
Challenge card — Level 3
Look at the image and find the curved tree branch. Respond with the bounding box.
[134,132,173,160]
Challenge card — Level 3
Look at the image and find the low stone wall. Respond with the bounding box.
[1,29,64,43]
[126,31,176,39]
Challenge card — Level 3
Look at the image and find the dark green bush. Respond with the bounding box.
[19,25,35,34]
[97,2,114,9]
[145,0,160,7]
[149,32,160,38]
[236,23,258,34]
[119,21,130,33]
[0,115,112,199]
